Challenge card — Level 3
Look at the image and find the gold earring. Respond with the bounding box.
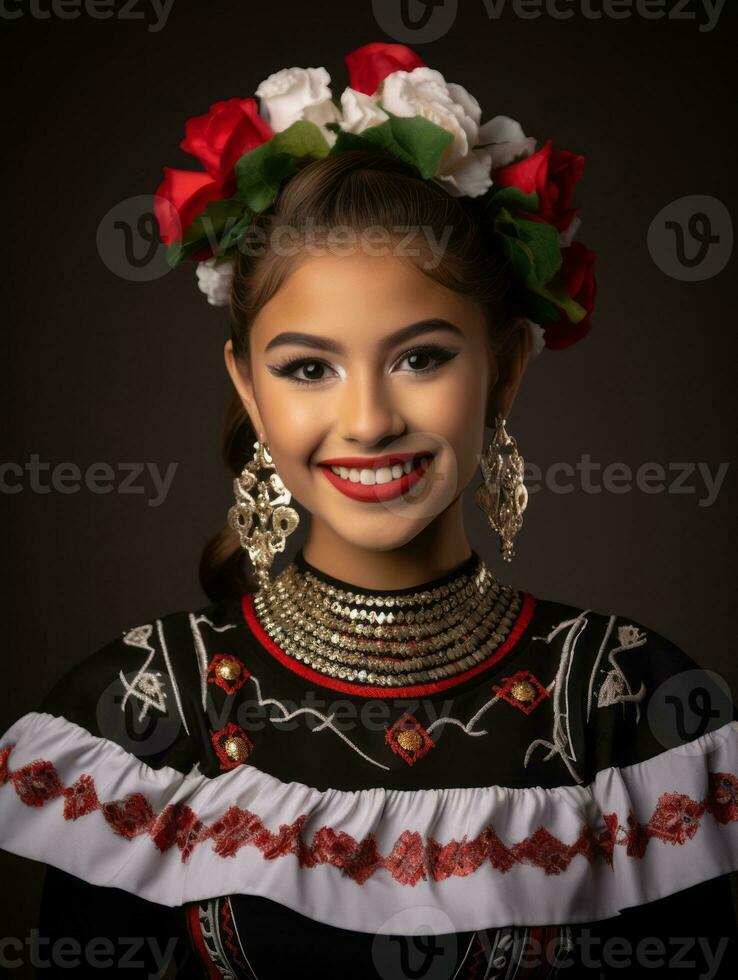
[227,439,300,589]
[474,414,528,562]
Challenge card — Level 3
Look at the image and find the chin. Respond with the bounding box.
[321,514,437,552]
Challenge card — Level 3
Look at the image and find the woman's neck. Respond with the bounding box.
[301,504,473,591]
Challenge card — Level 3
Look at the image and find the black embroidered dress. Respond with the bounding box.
[1,549,737,978]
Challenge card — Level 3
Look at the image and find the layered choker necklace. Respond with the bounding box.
[251,550,525,689]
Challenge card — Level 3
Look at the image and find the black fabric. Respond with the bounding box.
[568,873,738,978]
[36,865,201,978]
[2,574,735,978]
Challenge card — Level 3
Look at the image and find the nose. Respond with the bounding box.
[335,367,406,447]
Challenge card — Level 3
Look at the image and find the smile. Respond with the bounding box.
[317,453,434,503]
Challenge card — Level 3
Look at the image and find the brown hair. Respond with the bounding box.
[199,149,520,602]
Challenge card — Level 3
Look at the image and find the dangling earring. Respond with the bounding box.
[474,414,528,562]
[227,439,300,589]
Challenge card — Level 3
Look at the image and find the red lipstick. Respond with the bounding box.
[317,453,434,503]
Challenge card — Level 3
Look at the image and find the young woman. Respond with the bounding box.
[2,42,737,979]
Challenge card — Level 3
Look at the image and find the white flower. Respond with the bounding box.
[302,98,342,146]
[195,257,234,307]
[479,115,537,169]
[255,66,332,133]
[525,320,546,358]
[339,88,389,134]
[379,67,493,197]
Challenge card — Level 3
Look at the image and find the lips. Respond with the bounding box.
[317,452,434,503]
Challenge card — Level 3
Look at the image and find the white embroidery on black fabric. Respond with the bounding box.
[426,679,557,739]
[450,932,479,980]
[523,611,591,784]
[225,896,260,980]
[247,673,391,771]
[189,612,238,712]
[586,615,616,722]
[120,624,168,722]
[197,899,237,980]
[155,619,190,736]
[597,669,628,707]
[587,616,648,722]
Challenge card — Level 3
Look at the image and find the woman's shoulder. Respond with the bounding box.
[526,590,737,775]
[6,592,244,775]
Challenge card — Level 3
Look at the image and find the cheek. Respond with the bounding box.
[256,380,325,485]
[405,373,487,473]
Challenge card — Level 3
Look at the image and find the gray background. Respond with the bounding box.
[2,0,736,969]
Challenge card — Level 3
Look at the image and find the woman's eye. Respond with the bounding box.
[290,361,330,383]
[268,358,335,386]
[395,346,458,375]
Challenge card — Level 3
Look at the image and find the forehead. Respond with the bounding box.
[250,253,484,347]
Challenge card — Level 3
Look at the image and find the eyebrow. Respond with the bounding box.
[263,318,464,354]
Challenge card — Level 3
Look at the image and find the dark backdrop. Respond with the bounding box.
[2,0,736,968]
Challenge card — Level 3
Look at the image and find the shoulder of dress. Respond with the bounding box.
[11,594,243,772]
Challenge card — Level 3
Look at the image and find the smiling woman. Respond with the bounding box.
[1,40,737,980]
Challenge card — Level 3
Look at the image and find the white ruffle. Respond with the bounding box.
[1,712,737,934]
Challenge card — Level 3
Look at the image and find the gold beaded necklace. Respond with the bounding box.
[251,552,524,688]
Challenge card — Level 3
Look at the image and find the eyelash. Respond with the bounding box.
[268,345,459,388]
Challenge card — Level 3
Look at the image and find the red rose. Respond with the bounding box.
[344,42,426,96]
[154,97,274,253]
[495,139,585,235]
[153,168,230,247]
[180,97,274,180]
[542,243,597,350]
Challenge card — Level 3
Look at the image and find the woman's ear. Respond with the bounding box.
[485,318,532,426]
[224,339,266,439]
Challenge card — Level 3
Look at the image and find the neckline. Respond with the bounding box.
[291,548,481,596]
[241,551,538,700]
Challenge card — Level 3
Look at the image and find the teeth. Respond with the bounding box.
[328,456,431,484]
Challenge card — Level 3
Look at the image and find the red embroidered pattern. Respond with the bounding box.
[385,712,435,766]
[210,722,254,771]
[2,745,737,886]
[207,654,250,696]
[492,670,550,715]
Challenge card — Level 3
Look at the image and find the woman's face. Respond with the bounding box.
[225,251,504,552]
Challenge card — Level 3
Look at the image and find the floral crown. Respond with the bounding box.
[153,42,596,356]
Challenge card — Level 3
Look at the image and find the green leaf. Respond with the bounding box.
[384,111,454,178]
[532,277,587,324]
[485,186,539,215]
[234,144,296,212]
[165,199,247,267]
[270,120,331,160]
[218,210,255,253]
[328,113,454,180]
[233,121,330,213]
[491,207,562,288]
